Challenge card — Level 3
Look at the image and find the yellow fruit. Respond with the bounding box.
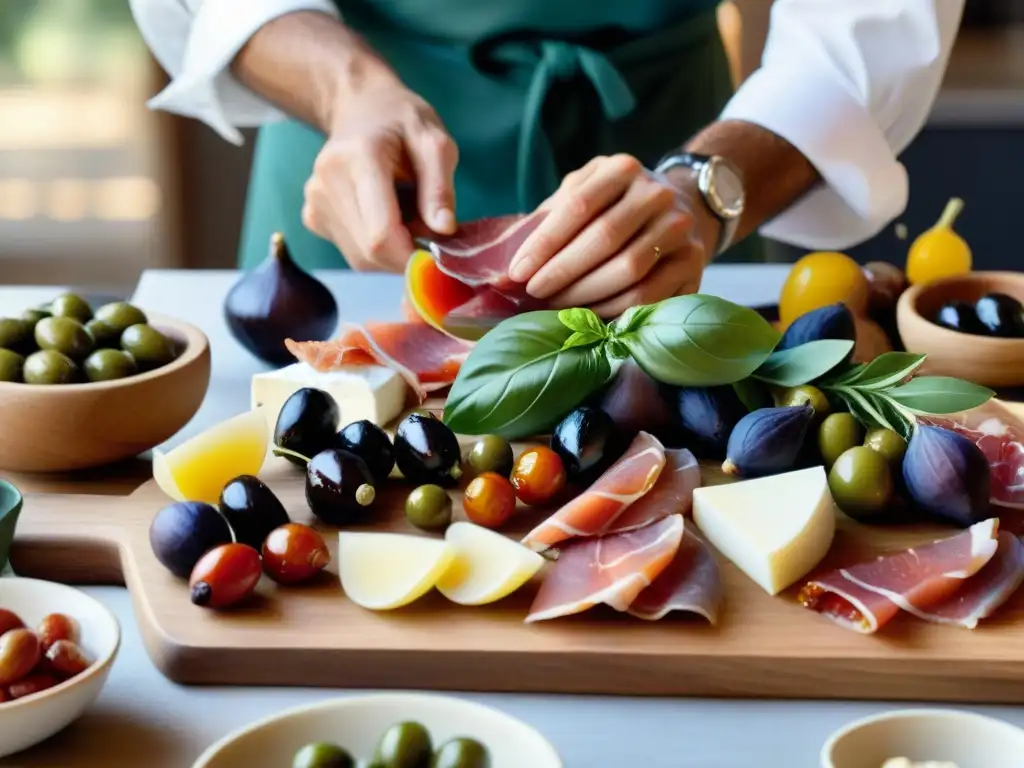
[152,408,268,503]
[906,197,972,286]
[436,522,545,605]
[338,532,455,610]
[779,251,870,327]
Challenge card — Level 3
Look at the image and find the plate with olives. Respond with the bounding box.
[897,271,1024,387]
[192,692,561,768]
[0,293,211,472]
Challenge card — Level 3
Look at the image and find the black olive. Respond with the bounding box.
[550,406,625,486]
[974,293,1024,337]
[335,419,395,484]
[661,384,748,459]
[217,475,291,549]
[305,448,377,525]
[934,301,986,335]
[274,387,340,466]
[394,413,463,487]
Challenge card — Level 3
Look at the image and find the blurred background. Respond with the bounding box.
[0,0,1021,295]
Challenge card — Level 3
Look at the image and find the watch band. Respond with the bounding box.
[655,153,742,256]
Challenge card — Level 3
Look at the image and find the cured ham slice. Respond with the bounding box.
[627,525,723,624]
[608,448,701,533]
[520,432,666,553]
[285,322,471,402]
[525,515,684,622]
[798,518,1000,633]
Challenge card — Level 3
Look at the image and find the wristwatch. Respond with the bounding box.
[654,152,745,256]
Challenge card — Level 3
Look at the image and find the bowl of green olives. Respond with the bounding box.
[897,271,1024,387]
[0,293,210,472]
[192,693,561,768]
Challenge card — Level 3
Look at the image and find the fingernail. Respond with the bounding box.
[432,208,455,233]
[508,255,530,282]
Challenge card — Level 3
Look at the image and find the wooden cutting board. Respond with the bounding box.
[6,401,1024,703]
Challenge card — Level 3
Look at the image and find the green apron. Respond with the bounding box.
[238,0,762,270]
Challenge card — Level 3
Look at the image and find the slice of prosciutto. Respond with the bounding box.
[608,448,701,533]
[627,524,723,624]
[520,432,666,553]
[797,518,1001,633]
[285,322,472,402]
[525,515,684,622]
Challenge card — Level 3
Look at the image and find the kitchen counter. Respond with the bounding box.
[2,266,1024,767]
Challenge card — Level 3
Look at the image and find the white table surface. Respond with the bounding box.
[3,266,1024,768]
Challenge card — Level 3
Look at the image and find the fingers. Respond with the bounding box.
[508,154,642,282]
[526,176,677,301]
[588,246,704,319]
[349,143,415,272]
[547,208,692,309]
[409,127,458,235]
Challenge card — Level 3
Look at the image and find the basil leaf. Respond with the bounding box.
[443,311,612,439]
[752,339,854,387]
[884,376,995,415]
[732,378,772,412]
[610,304,657,336]
[558,308,607,339]
[837,352,927,390]
[617,294,779,386]
[561,330,604,351]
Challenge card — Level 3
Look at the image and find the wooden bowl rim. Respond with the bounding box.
[897,271,1024,350]
[0,312,209,394]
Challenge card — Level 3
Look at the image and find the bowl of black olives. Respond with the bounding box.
[0,293,210,472]
[897,272,1024,387]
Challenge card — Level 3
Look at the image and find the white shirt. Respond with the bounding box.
[129,0,965,252]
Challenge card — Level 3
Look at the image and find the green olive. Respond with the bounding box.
[34,316,94,360]
[23,349,78,385]
[0,317,33,353]
[94,301,147,334]
[83,349,138,382]
[828,446,893,521]
[84,319,120,348]
[779,384,830,417]
[373,721,433,768]
[0,349,24,383]
[467,435,514,477]
[863,427,907,466]
[121,323,175,368]
[817,413,865,469]
[20,308,49,325]
[431,738,490,768]
[292,742,355,768]
[405,485,453,531]
[49,293,93,323]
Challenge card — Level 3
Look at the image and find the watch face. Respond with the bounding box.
[704,157,745,219]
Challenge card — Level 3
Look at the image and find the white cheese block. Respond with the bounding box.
[251,362,406,431]
[692,466,836,596]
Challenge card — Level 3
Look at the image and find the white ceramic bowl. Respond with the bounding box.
[0,578,120,759]
[193,692,562,768]
[822,708,1024,768]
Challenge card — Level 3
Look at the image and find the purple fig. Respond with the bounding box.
[777,302,856,354]
[664,384,749,459]
[902,425,991,527]
[722,405,814,478]
[599,361,673,438]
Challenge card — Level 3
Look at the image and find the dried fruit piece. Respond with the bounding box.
[45,639,92,678]
[36,613,77,652]
[262,523,331,585]
[189,543,262,609]
[0,628,41,686]
[7,673,59,699]
[0,609,24,637]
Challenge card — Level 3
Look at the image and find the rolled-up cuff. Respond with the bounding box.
[721,66,909,251]
[147,0,339,145]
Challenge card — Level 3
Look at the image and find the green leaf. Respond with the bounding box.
[865,392,916,441]
[832,386,901,434]
[732,378,772,412]
[610,304,657,336]
[558,307,608,339]
[443,311,612,439]
[752,339,854,387]
[834,352,927,389]
[560,331,604,351]
[884,376,995,415]
[616,294,780,386]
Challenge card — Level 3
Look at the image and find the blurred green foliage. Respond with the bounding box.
[0,0,135,68]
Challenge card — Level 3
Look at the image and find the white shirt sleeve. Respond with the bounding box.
[128,0,340,145]
[720,0,964,251]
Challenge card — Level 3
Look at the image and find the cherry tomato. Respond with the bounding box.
[463,472,517,529]
[0,609,24,637]
[510,446,566,506]
[36,613,77,652]
[262,523,331,585]
[46,639,92,678]
[0,628,40,686]
[189,543,262,609]
[7,673,58,700]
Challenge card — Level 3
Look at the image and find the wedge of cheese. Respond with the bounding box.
[692,466,836,595]
[251,362,405,431]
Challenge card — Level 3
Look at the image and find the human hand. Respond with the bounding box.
[301,81,459,272]
[507,154,714,318]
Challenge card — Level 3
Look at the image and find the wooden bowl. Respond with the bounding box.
[0,313,210,472]
[192,693,562,768]
[896,271,1024,387]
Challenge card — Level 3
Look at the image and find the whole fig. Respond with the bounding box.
[722,405,814,478]
[902,425,991,527]
[599,361,673,439]
[662,384,748,459]
[776,303,856,353]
